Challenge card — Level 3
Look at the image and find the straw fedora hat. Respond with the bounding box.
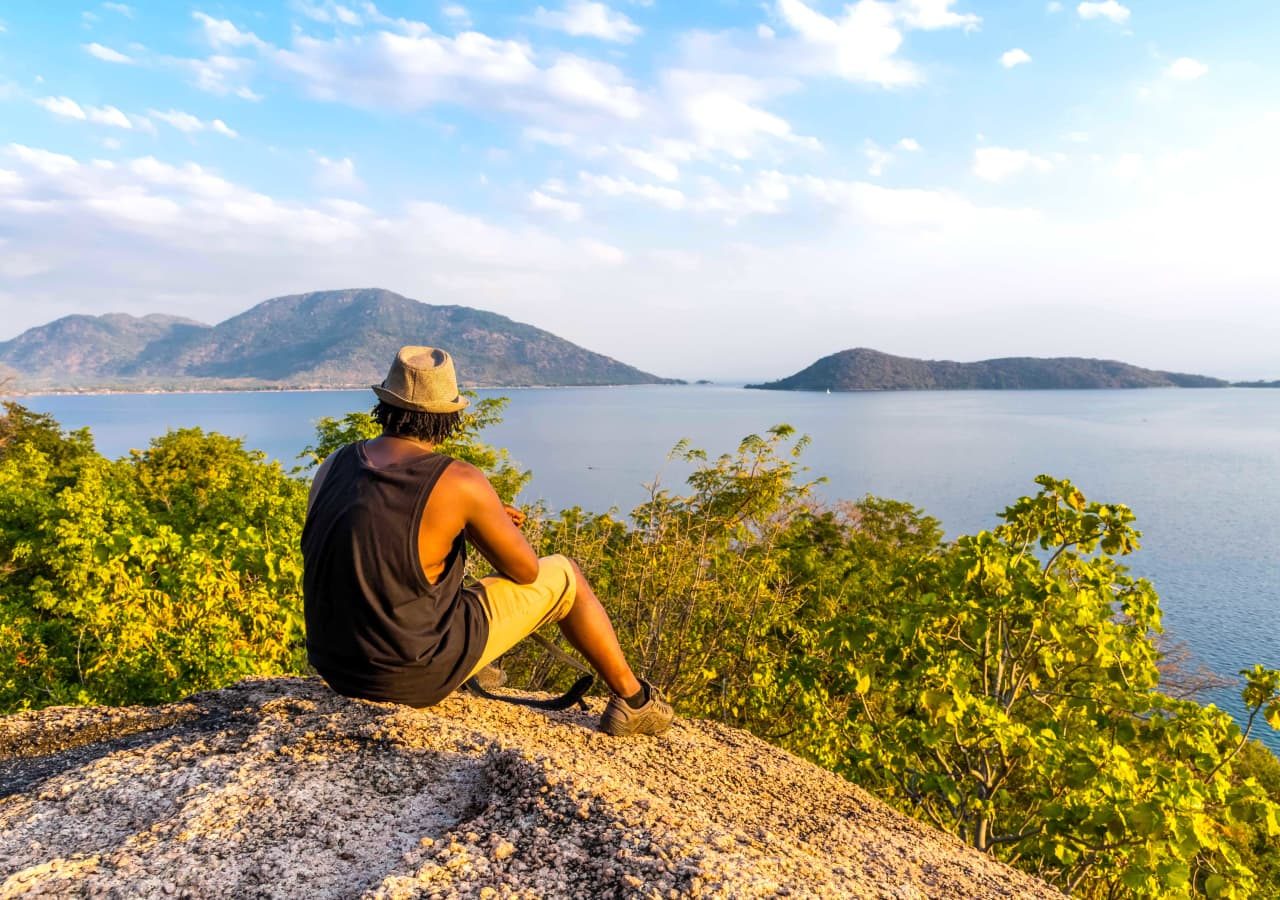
[372,346,469,414]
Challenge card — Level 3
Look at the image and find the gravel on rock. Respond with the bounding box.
[0,676,1062,899]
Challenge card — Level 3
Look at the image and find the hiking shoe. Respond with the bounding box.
[472,663,507,692]
[599,680,673,736]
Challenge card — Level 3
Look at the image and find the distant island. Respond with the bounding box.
[0,289,680,392]
[747,348,1236,392]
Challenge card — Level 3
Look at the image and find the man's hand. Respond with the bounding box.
[503,505,527,528]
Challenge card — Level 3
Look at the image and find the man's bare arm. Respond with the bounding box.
[456,464,539,584]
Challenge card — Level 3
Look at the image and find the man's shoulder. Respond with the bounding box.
[436,456,485,489]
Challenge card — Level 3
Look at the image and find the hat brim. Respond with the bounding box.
[371,384,469,414]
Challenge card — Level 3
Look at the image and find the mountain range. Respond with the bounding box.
[747,348,1231,392]
[0,289,676,390]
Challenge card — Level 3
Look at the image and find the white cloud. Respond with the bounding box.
[617,146,680,181]
[663,70,818,160]
[894,0,981,32]
[149,109,239,138]
[313,155,362,191]
[774,0,919,87]
[1046,2,1063,12]
[88,106,134,129]
[36,96,88,121]
[691,171,792,222]
[579,172,686,209]
[529,189,584,221]
[1077,1,1130,24]
[1001,48,1032,69]
[102,2,134,16]
[578,238,626,264]
[6,144,80,176]
[897,137,921,151]
[441,4,471,27]
[865,140,892,177]
[1110,152,1144,180]
[757,24,776,40]
[36,97,145,131]
[1066,131,1090,143]
[532,2,642,44]
[294,2,363,26]
[175,53,260,99]
[194,12,265,50]
[250,23,643,122]
[1165,57,1208,81]
[972,146,1053,182]
[84,43,134,64]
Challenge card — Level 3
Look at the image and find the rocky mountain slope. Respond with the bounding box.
[748,347,1227,391]
[0,289,675,390]
[0,677,1060,899]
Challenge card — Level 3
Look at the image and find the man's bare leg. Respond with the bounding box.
[557,558,643,698]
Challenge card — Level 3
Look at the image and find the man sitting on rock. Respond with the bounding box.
[301,346,673,737]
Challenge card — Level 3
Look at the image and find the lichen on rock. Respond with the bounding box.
[0,677,1060,898]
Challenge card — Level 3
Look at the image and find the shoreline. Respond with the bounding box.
[5,382,693,399]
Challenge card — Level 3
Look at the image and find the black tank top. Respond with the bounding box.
[301,441,488,707]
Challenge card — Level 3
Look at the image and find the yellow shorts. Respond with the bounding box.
[466,554,577,679]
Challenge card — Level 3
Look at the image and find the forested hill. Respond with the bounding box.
[0,289,678,390]
[748,348,1228,391]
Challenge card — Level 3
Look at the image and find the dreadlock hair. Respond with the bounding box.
[372,401,464,445]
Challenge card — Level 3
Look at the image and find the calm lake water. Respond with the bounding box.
[20,385,1280,751]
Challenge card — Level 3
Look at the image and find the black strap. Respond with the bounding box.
[463,633,596,711]
[464,672,595,711]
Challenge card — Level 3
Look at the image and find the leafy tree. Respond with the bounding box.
[0,413,307,711]
[297,392,531,503]
[776,475,1280,898]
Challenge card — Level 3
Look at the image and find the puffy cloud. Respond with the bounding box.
[578,238,627,264]
[865,141,893,177]
[972,146,1053,182]
[441,5,471,27]
[894,0,980,32]
[578,172,686,210]
[897,137,921,151]
[313,155,362,191]
[149,109,239,137]
[663,70,818,160]
[36,97,140,130]
[84,43,134,64]
[193,12,265,50]
[1165,57,1208,81]
[87,106,134,129]
[1077,1,1130,24]
[36,96,87,121]
[293,2,364,25]
[774,0,919,87]
[1000,48,1032,69]
[691,170,792,221]
[529,190,584,221]
[532,2,642,44]
[251,24,644,122]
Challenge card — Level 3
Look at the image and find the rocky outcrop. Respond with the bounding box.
[0,677,1059,898]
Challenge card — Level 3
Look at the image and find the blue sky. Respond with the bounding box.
[1,0,1278,380]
